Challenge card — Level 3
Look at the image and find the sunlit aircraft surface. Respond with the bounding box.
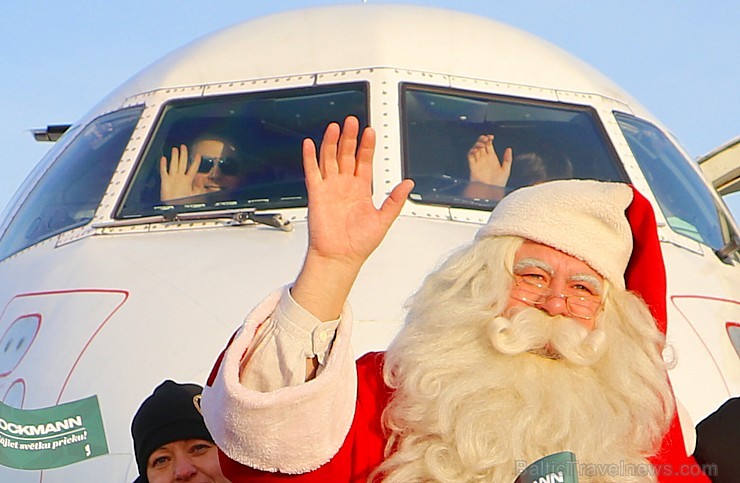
[0,5,738,480]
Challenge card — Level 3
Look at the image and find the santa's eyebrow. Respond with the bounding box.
[513,258,554,275]
[514,259,603,294]
[569,273,603,295]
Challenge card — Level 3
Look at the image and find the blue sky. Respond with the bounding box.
[1,0,738,218]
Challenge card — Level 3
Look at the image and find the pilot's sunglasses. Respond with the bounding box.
[196,156,242,176]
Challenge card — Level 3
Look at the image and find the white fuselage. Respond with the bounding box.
[0,5,737,480]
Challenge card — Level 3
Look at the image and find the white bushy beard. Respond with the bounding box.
[375,236,674,483]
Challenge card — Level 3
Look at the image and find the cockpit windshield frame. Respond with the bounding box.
[116,82,369,220]
[615,112,738,255]
[400,83,628,210]
[0,107,143,261]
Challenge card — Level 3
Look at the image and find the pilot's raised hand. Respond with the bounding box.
[467,134,514,187]
[291,116,414,322]
[159,144,202,202]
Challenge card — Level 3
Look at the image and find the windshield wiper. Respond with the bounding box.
[716,234,740,264]
[230,210,293,231]
[94,208,293,232]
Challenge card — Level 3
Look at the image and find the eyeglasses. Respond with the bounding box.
[196,156,242,176]
[510,275,601,320]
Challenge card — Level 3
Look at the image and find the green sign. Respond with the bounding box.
[515,451,579,483]
[0,395,108,470]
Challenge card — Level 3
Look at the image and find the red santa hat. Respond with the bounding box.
[477,179,634,290]
[477,179,668,330]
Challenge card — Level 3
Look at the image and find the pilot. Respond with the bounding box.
[464,133,573,199]
[131,380,230,483]
[159,134,248,202]
[200,117,710,481]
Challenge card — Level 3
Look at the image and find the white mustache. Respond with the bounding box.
[486,306,607,366]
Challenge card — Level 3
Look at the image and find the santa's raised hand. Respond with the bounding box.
[291,116,414,322]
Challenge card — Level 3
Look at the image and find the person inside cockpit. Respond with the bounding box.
[463,133,573,199]
[159,134,248,203]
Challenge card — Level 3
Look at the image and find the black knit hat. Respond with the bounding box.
[131,380,213,482]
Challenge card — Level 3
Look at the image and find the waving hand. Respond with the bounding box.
[467,134,514,186]
[159,144,202,201]
[291,117,414,321]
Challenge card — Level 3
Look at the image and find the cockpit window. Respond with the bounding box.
[118,83,368,218]
[0,107,142,261]
[615,112,735,252]
[402,85,626,209]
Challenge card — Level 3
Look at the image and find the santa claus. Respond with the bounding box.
[201,117,710,482]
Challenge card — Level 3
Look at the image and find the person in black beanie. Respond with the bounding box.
[131,380,229,483]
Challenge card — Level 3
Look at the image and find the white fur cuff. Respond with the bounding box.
[201,287,358,473]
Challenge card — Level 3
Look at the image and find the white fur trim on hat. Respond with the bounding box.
[476,179,634,290]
